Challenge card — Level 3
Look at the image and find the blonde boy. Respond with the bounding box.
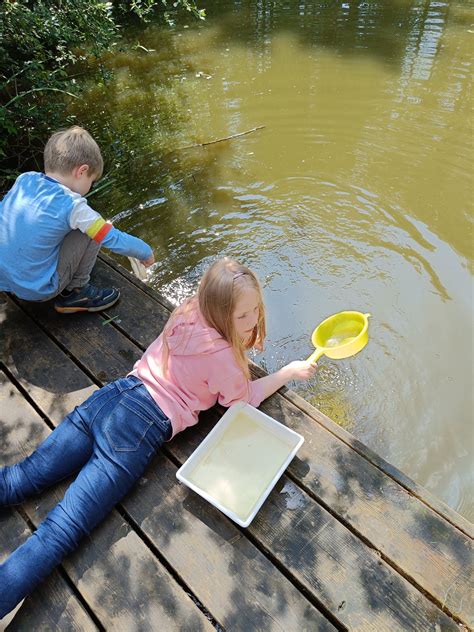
[0,127,154,313]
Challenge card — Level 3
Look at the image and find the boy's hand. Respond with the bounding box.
[285,360,318,382]
[142,252,155,267]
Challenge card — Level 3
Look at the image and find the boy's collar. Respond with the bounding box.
[43,174,60,184]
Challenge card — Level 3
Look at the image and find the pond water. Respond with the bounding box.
[75,0,473,520]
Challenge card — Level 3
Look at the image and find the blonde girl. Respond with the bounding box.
[0,257,316,623]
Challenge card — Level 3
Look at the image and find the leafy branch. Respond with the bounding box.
[0,0,204,188]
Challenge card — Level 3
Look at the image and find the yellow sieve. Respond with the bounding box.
[307,311,371,364]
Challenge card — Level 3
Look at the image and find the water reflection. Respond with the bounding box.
[72,0,472,519]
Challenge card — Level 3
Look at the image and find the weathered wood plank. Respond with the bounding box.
[25,487,215,632]
[0,296,96,419]
[13,280,466,628]
[14,297,141,384]
[0,369,215,631]
[171,411,462,632]
[95,255,474,624]
[259,395,473,624]
[98,254,175,311]
[93,258,171,348]
[2,289,334,630]
[124,453,335,632]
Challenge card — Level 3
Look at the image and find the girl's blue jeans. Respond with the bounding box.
[0,376,171,616]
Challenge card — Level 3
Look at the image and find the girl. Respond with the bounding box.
[0,257,316,623]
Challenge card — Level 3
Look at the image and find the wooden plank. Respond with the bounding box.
[98,253,175,311]
[0,368,97,630]
[171,411,462,632]
[94,256,473,624]
[93,258,171,349]
[0,295,96,419]
[25,487,216,632]
[0,500,97,631]
[259,395,473,624]
[123,453,335,632]
[13,279,466,628]
[3,285,334,630]
[13,297,141,385]
[0,370,215,631]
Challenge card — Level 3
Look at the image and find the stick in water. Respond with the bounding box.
[178,126,265,150]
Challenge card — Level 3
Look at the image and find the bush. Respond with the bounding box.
[0,0,203,191]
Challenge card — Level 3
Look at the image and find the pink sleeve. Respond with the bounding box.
[207,348,266,408]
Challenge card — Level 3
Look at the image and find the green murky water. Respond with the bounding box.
[74,1,473,520]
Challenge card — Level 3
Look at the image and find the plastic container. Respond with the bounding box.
[176,402,304,527]
[128,256,148,281]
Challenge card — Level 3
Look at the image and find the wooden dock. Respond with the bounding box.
[1,254,472,631]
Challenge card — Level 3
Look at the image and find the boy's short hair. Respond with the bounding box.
[44,126,103,178]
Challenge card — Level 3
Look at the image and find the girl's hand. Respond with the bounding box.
[253,359,317,400]
[284,360,318,381]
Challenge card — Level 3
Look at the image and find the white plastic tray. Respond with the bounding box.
[176,402,304,527]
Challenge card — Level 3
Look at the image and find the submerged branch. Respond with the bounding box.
[178,125,265,150]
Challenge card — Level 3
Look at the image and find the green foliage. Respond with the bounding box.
[0,0,204,191]
[0,1,116,183]
[114,0,205,23]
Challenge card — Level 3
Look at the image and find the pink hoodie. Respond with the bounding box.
[129,306,266,438]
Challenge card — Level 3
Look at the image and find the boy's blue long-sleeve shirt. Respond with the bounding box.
[0,172,153,300]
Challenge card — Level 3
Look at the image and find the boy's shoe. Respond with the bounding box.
[54,284,120,314]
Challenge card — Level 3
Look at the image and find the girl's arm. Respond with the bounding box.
[208,352,317,408]
[252,360,317,401]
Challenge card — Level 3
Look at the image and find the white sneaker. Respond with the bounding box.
[0,599,25,631]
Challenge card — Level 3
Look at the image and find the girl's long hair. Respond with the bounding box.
[162,257,266,378]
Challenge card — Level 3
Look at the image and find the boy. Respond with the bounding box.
[0,126,154,313]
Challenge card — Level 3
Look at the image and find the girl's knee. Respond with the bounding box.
[35,510,90,561]
[0,466,28,507]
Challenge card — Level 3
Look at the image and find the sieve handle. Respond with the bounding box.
[307,348,324,364]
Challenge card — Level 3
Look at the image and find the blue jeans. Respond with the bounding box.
[0,376,171,616]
